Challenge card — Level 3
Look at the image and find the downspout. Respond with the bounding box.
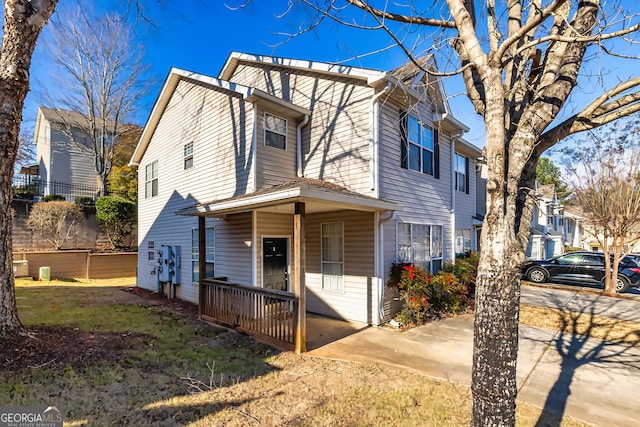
[296,114,309,177]
[369,83,391,196]
[451,134,456,262]
[251,106,258,191]
[378,210,396,323]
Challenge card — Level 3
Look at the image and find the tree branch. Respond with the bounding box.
[345,0,456,28]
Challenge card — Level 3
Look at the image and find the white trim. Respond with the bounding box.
[252,210,258,287]
[264,112,288,151]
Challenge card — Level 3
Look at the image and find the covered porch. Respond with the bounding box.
[178,179,399,352]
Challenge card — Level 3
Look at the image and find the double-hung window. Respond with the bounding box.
[265,113,287,150]
[401,113,439,177]
[397,222,444,273]
[184,142,194,170]
[192,227,215,282]
[455,153,469,193]
[321,222,344,291]
[455,228,471,255]
[145,160,158,198]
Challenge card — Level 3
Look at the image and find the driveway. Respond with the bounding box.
[307,284,640,427]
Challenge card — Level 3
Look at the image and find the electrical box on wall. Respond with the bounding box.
[157,245,181,284]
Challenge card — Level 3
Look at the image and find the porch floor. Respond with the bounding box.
[306,313,369,351]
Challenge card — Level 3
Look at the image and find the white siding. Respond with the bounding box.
[378,99,454,263]
[454,149,478,250]
[230,63,375,195]
[255,106,298,188]
[305,210,375,324]
[136,79,255,302]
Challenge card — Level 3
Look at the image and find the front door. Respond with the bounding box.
[263,238,288,291]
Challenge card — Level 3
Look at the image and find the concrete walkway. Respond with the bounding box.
[307,285,640,427]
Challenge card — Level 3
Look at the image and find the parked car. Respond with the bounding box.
[523,251,640,292]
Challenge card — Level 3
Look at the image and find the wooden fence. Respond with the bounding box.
[200,278,298,350]
[13,251,137,279]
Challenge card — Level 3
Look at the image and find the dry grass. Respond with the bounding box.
[1,280,593,426]
[520,303,640,346]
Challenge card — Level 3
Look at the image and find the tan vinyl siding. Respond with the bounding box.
[214,212,253,286]
[136,79,255,301]
[305,210,375,324]
[230,63,375,195]
[256,212,295,288]
[255,106,297,188]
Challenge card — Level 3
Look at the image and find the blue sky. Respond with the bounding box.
[23,0,640,152]
[25,1,487,147]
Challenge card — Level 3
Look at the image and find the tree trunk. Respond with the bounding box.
[471,71,524,426]
[0,0,58,337]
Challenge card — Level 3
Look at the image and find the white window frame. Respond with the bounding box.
[184,142,194,170]
[148,240,155,262]
[407,115,434,175]
[145,160,158,199]
[264,112,287,150]
[455,228,471,255]
[321,222,344,291]
[396,222,443,273]
[192,227,215,282]
[455,153,467,192]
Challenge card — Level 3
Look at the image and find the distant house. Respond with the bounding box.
[31,106,104,200]
[129,52,481,347]
[526,183,585,259]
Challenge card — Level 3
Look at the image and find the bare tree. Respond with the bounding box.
[0,0,58,337]
[276,1,640,424]
[43,5,149,195]
[563,121,640,294]
[25,200,84,250]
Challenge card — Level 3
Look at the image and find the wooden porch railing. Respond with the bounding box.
[200,278,298,350]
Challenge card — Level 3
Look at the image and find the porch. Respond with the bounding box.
[199,278,369,351]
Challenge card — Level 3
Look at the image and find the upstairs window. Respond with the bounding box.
[455,153,470,193]
[184,142,194,169]
[400,111,439,178]
[145,160,158,199]
[265,113,287,150]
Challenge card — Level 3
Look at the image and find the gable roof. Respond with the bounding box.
[128,67,311,167]
[34,107,118,146]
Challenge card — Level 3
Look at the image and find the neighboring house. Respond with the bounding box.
[129,52,481,329]
[526,183,585,259]
[32,107,102,200]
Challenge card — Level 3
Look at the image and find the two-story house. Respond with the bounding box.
[129,52,480,329]
[526,183,585,259]
[32,107,102,200]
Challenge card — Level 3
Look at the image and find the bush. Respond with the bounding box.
[12,187,34,200]
[96,196,136,249]
[387,260,475,329]
[74,196,95,206]
[25,201,84,250]
[43,194,65,202]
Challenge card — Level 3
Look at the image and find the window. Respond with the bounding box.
[148,240,155,261]
[322,223,343,291]
[264,113,287,150]
[183,142,194,169]
[397,223,443,273]
[145,160,158,198]
[455,228,471,255]
[400,112,439,177]
[455,153,469,193]
[192,227,215,282]
[547,205,554,225]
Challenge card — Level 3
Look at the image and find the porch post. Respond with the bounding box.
[294,202,306,353]
[198,216,205,318]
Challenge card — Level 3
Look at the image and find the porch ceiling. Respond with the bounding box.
[176,178,401,218]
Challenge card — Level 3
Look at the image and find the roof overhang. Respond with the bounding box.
[177,183,401,218]
[128,67,310,167]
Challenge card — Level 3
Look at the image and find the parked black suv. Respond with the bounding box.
[523,251,640,292]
